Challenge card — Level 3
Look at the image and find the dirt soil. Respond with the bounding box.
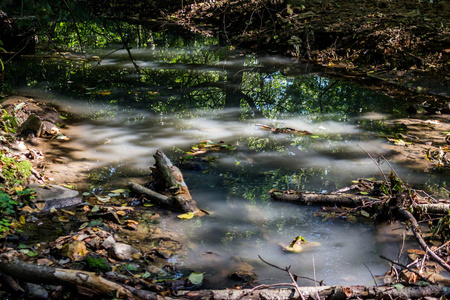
[172,0,449,101]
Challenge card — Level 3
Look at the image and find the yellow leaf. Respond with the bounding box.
[58,216,71,223]
[61,209,75,216]
[50,206,57,214]
[35,202,46,211]
[177,212,194,219]
[19,215,26,225]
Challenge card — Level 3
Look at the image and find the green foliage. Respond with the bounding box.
[0,218,12,235]
[1,109,20,134]
[0,153,33,186]
[0,191,17,215]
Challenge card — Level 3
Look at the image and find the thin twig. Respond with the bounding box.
[363,263,377,286]
[257,255,319,283]
[358,145,391,195]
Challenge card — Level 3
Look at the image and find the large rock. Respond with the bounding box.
[109,242,141,261]
[28,183,82,211]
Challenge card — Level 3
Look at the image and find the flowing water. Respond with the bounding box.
[5,34,436,287]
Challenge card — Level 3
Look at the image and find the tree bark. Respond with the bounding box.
[269,190,383,206]
[0,253,164,299]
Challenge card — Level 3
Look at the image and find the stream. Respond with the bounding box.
[5,33,442,288]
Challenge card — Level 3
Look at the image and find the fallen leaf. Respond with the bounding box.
[177,212,194,219]
[189,272,204,285]
[95,195,111,203]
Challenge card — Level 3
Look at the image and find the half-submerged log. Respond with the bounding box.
[128,150,200,213]
[269,190,383,206]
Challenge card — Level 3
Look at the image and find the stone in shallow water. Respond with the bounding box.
[28,183,82,211]
[109,242,141,261]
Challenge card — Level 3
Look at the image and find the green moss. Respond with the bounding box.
[85,255,112,272]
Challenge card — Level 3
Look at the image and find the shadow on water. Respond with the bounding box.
[4,33,433,287]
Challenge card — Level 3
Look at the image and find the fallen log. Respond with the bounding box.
[269,190,384,206]
[0,253,165,300]
[416,203,450,215]
[128,181,199,213]
[174,284,450,299]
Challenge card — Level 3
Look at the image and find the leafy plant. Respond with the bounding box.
[1,109,20,134]
[0,153,33,186]
[0,191,17,215]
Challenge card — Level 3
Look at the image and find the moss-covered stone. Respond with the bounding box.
[85,255,112,272]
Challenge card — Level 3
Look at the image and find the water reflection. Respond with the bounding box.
[8,38,410,286]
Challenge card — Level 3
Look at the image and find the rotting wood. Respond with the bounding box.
[0,253,165,300]
[269,189,384,206]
